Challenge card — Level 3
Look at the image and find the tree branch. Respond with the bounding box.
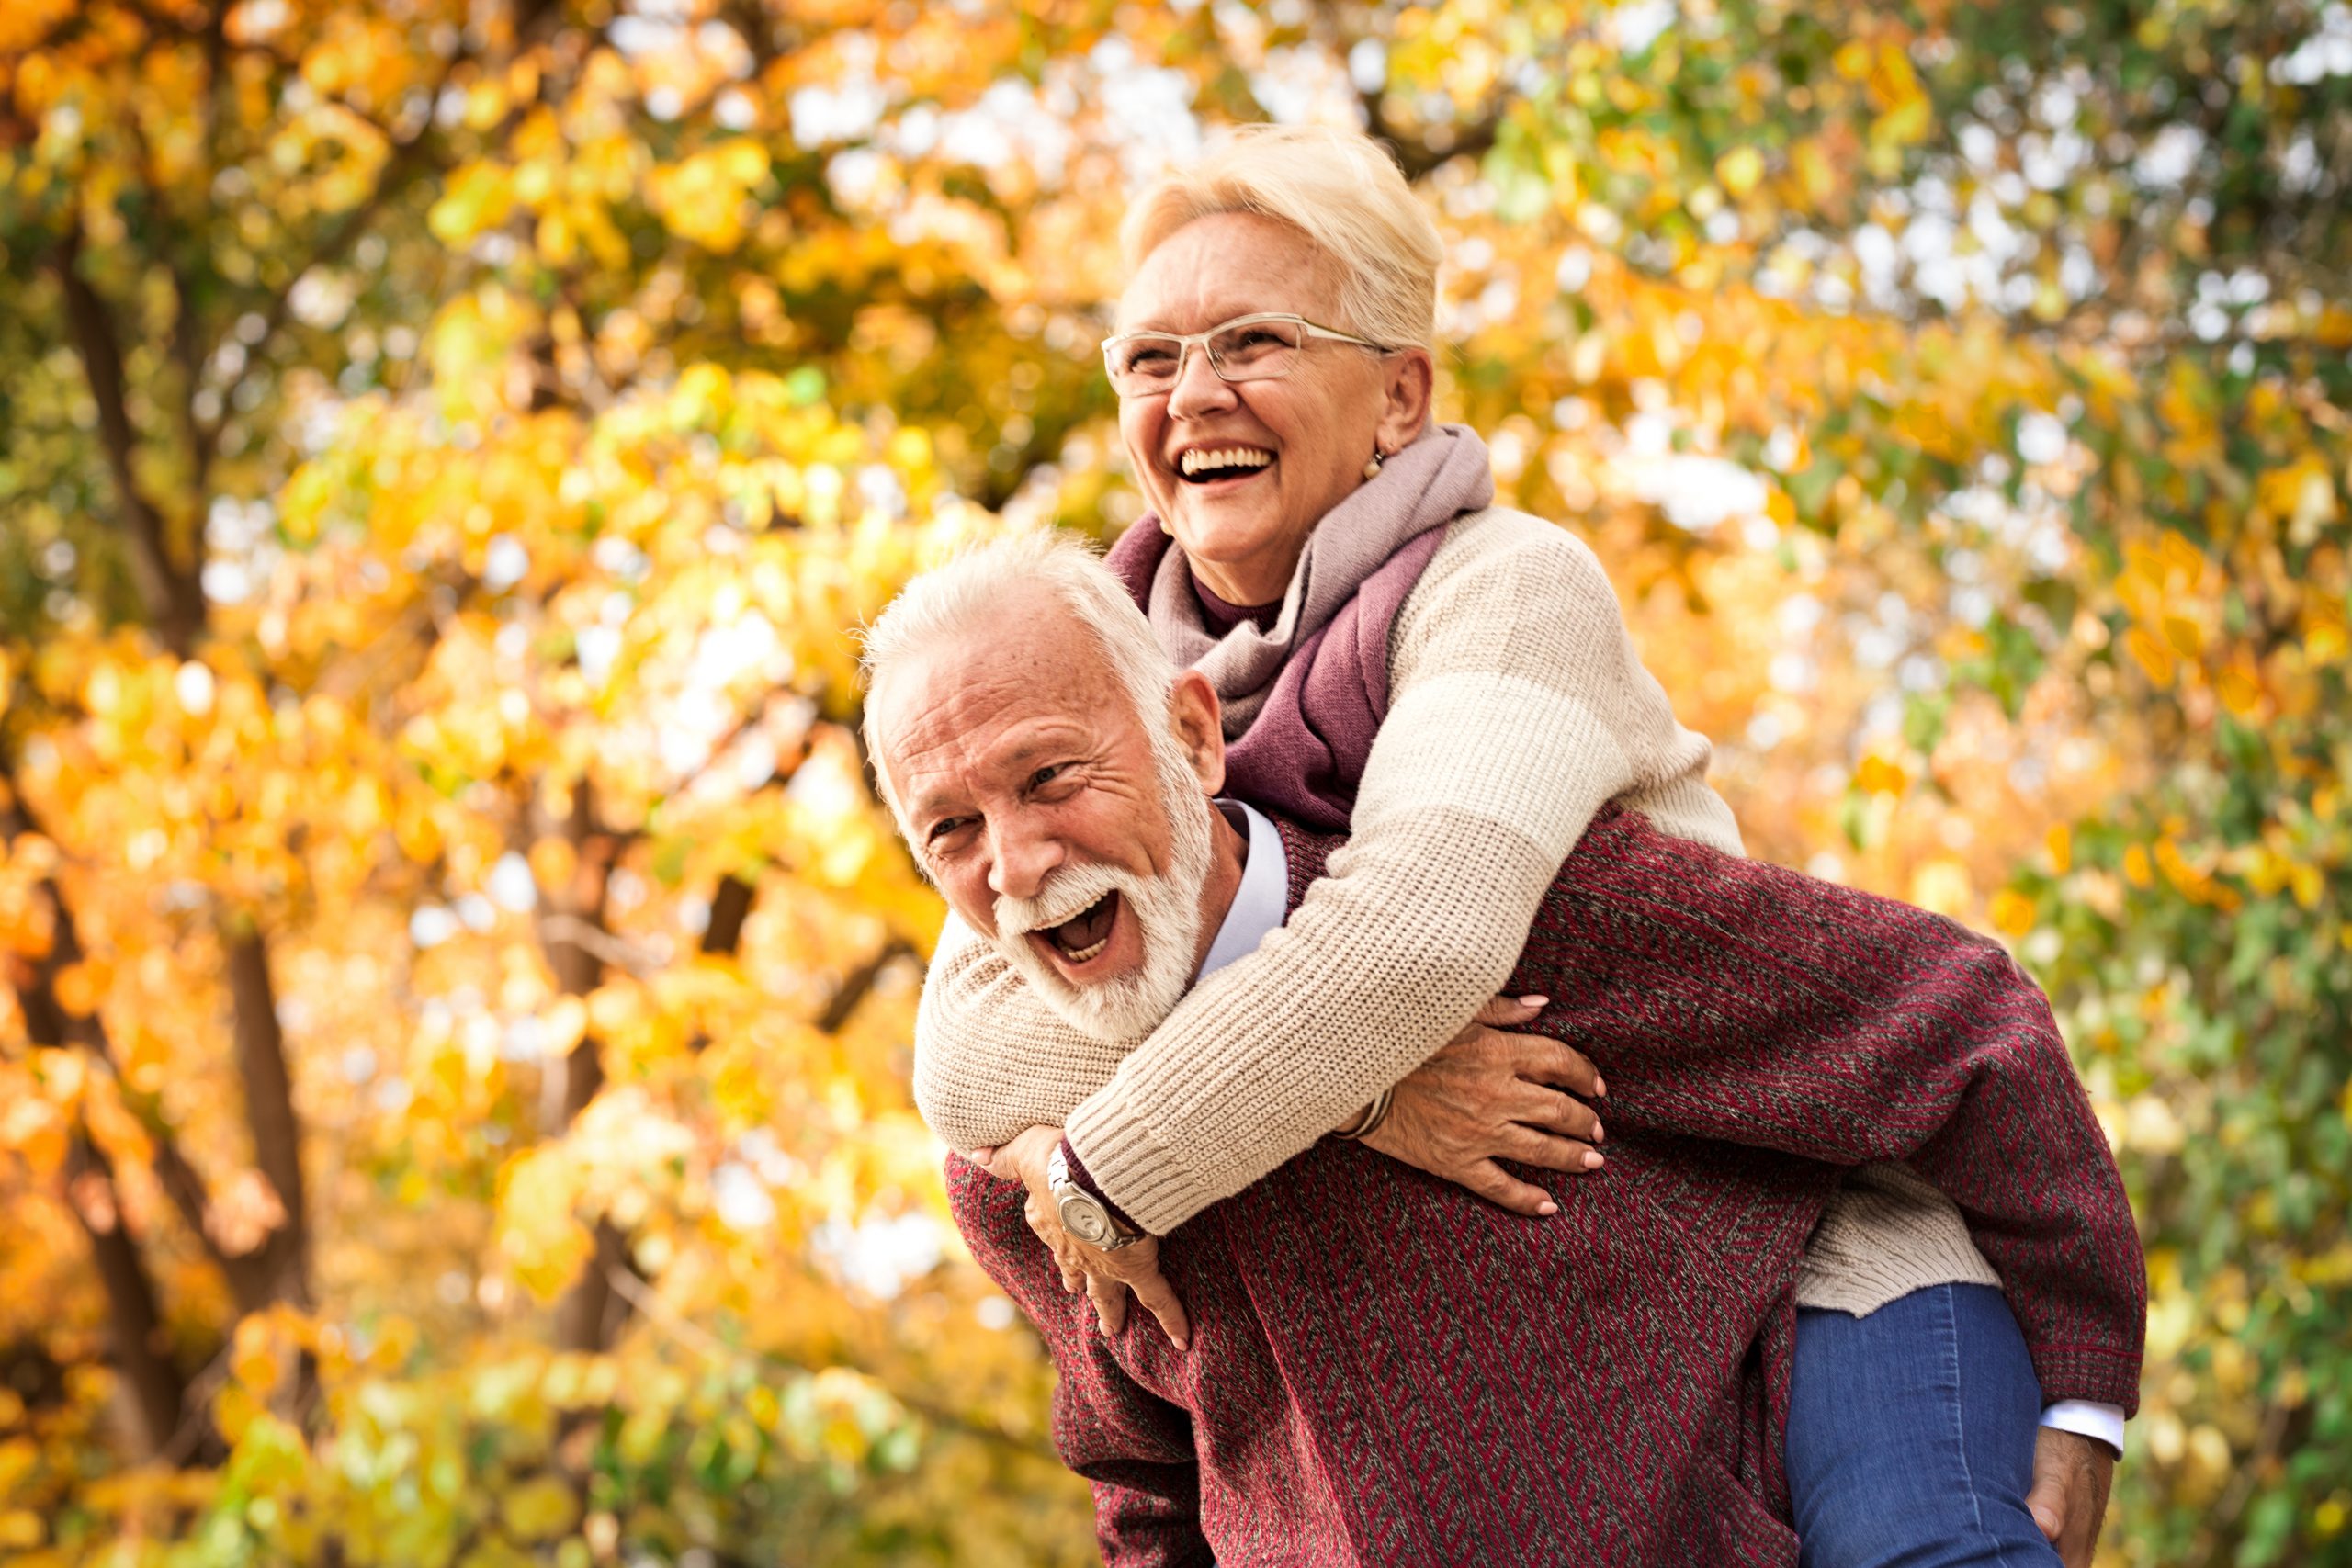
[51,224,208,658]
[1,739,272,1306]
[1359,88,1508,181]
[817,940,915,1035]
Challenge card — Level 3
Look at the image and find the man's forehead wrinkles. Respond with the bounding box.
[895,710,1098,810]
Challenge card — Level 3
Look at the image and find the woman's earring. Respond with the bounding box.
[1362,449,1385,480]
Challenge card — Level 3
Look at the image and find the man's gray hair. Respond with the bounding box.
[858,530,1181,827]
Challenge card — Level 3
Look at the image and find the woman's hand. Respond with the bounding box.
[970,1125,1191,1349]
[1361,995,1607,1216]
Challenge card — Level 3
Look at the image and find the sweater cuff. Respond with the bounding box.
[1064,1092,1227,1237]
[1057,1137,1141,1235]
[2026,1343,2145,1417]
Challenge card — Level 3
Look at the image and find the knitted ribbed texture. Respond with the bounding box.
[913,509,1995,1314]
[1797,1164,2002,1310]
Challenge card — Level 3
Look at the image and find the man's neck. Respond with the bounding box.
[1191,799,1248,975]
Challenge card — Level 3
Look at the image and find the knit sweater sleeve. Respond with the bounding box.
[911,913,1135,1156]
[1061,511,1742,1234]
[1510,810,2148,1411]
[944,1156,1214,1568]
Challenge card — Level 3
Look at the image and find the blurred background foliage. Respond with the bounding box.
[0,0,2345,1562]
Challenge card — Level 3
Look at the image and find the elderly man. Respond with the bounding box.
[863,536,2143,1567]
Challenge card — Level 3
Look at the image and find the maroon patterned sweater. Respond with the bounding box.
[945,807,2145,1567]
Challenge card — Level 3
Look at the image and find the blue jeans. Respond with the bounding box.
[1786,1283,2061,1568]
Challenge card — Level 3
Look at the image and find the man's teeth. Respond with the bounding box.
[1179,446,1273,478]
[1059,933,1110,963]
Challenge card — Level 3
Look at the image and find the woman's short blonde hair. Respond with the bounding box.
[1120,124,1443,351]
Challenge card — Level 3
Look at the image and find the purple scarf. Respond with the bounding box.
[1104,423,1495,831]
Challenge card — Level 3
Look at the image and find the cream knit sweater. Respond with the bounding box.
[912,508,1999,1314]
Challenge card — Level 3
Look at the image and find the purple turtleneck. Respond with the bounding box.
[1190,574,1283,636]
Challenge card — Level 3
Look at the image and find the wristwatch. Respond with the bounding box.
[1047,1143,1144,1250]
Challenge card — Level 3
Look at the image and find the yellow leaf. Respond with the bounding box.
[501,1474,582,1540]
[1988,889,2037,939]
[1715,145,1764,198]
[543,995,588,1056]
[2123,626,2177,687]
[51,961,100,1017]
[232,1316,281,1396]
[428,162,518,247]
[2046,824,2072,876]
[1910,857,1972,917]
[1853,754,1908,795]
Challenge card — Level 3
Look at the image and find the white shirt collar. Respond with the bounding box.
[1196,797,1289,982]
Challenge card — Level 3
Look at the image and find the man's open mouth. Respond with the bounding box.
[1036,891,1121,965]
[1178,446,1273,485]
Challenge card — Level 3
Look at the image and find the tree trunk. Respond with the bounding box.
[222,919,311,1312]
[65,1135,189,1459]
[536,777,626,1353]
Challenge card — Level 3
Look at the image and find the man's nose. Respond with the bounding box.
[986,818,1064,901]
[1165,339,1238,420]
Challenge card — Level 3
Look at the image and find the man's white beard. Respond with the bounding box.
[990,741,1215,1043]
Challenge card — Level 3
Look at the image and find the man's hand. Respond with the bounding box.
[2026,1427,2115,1567]
[970,1124,1191,1350]
[1362,995,1607,1216]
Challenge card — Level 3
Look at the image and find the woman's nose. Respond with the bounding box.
[1165,341,1238,419]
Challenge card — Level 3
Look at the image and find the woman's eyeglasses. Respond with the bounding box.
[1099,312,1391,398]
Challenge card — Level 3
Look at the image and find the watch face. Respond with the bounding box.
[1059,1194,1114,1247]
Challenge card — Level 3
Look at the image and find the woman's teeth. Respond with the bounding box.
[1179,446,1273,479]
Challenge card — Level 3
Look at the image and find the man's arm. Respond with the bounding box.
[1520,807,2148,1413]
[942,1156,1213,1568]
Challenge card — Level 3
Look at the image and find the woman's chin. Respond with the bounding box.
[1168,503,1309,594]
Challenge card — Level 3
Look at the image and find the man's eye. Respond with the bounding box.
[926,817,972,844]
[1028,763,1067,789]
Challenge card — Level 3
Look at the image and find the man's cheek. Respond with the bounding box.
[942,874,999,937]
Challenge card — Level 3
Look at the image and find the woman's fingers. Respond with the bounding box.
[1060,1242,1191,1349]
[1117,1250,1192,1350]
[1470,993,1548,1029]
[1515,1035,1604,1100]
[1503,1123,1604,1174]
[1085,1272,1129,1334]
[1512,1082,1604,1145]
[1464,1158,1561,1217]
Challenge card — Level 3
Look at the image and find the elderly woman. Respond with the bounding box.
[912,125,2134,1566]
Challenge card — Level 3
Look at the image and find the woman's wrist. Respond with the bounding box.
[1335,1086,1396,1141]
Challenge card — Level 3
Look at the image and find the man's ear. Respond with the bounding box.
[1375,347,1436,456]
[1168,670,1227,795]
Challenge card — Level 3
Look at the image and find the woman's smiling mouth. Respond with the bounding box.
[1177,446,1275,485]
